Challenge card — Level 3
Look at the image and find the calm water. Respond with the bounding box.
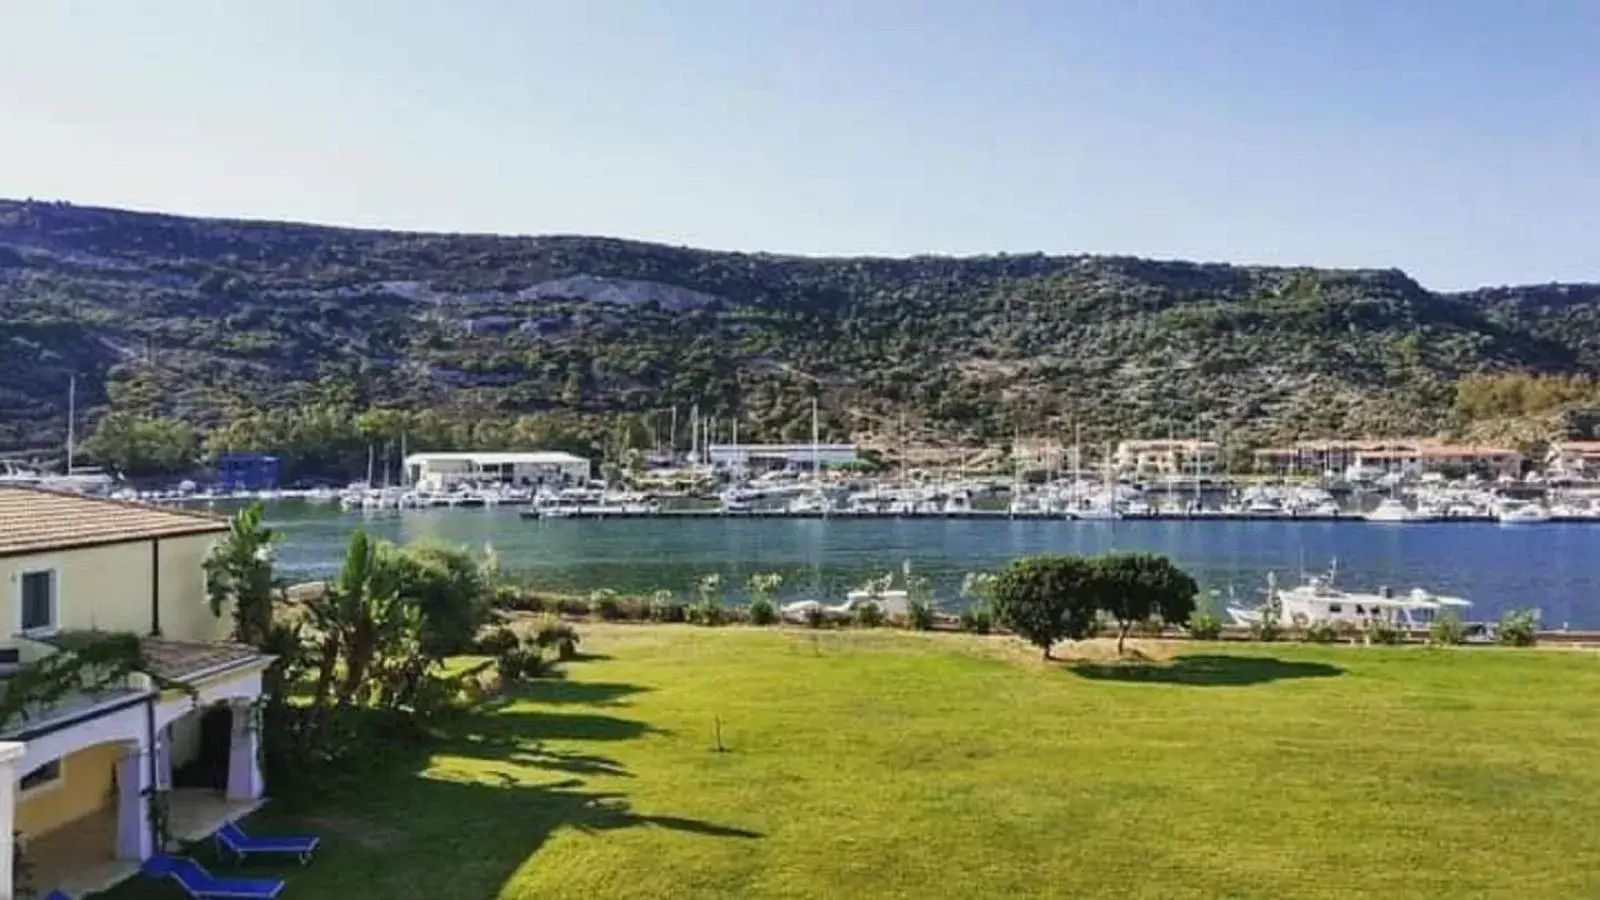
[255,503,1600,627]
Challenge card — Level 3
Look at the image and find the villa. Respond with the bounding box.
[0,486,272,898]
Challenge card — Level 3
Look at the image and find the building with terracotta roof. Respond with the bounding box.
[1546,440,1600,479]
[0,486,273,897]
[1253,439,1522,478]
[1113,439,1221,476]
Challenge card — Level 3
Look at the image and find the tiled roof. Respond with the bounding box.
[140,637,268,682]
[0,485,227,557]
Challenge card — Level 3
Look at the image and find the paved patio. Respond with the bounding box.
[25,788,265,897]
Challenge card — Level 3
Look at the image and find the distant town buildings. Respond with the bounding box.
[404,451,591,491]
[1114,439,1221,476]
[707,443,858,472]
[1252,439,1522,478]
[1545,440,1600,479]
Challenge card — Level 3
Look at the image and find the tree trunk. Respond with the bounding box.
[1042,643,1052,661]
[1117,623,1130,656]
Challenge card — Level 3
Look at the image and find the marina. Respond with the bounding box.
[257,503,1600,630]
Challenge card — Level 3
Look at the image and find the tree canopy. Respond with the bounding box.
[991,555,1099,659]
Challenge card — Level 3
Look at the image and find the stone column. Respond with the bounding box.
[155,728,172,790]
[226,702,264,802]
[115,742,153,860]
[0,741,25,900]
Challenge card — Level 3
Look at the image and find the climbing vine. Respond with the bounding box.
[0,631,200,731]
[0,632,147,731]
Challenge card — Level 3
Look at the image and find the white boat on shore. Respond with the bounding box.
[1227,568,1472,630]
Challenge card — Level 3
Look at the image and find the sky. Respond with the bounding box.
[0,1,1595,290]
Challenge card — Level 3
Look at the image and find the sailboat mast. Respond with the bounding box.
[689,404,699,466]
[66,374,76,475]
[810,397,820,480]
[1073,421,1082,501]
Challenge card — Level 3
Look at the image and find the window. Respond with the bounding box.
[1328,604,1343,613]
[19,760,60,793]
[20,570,55,633]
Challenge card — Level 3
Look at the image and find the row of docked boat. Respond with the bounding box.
[1362,492,1600,524]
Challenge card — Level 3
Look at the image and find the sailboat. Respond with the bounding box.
[787,397,831,515]
[40,375,114,494]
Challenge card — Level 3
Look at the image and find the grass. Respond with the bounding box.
[105,627,1600,899]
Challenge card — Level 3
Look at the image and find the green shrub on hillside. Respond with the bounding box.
[1186,607,1223,641]
[852,602,885,629]
[1302,620,1339,644]
[588,588,622,621]
[1497,609,1539,647]
[533,617,581,660]
[1365,618,1404,646]
[649,590,686,623]
[1429,611,1468,645]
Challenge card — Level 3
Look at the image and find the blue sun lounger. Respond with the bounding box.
[215,820,321,865]
[141,855,286,899]
[45,892,73,900]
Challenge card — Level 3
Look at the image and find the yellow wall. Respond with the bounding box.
[0,532,229,644]
[14,743,120,839]
[158,534,233,643]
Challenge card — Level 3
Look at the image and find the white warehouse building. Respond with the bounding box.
[707,443,858,472]
[405,451,591,491]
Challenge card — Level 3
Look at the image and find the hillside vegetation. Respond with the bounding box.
[3,199,1599,475]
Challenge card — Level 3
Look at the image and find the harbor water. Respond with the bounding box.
[261,503,1600,628]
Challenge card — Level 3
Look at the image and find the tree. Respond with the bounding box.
[398,540,497,657]
[746,572,782,625]
[83,412,198,476]
[204,503,281,647]
[1092,553,1199,655]
[990,555,1097,659]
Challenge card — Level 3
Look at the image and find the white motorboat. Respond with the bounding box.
[843,588,910,617]
[0,461,42,486]
[1363,498,1433,524]
[1299,500,1343,518]
[1497,503,1551,525]
[941,490,973,515]
[786,491,833,515]
[1227,568,1472,630]
[1245,497,1284,516]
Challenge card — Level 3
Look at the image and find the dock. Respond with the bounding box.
[519,509,1600,523]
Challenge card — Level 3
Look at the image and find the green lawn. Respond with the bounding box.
[109,628,1600,899]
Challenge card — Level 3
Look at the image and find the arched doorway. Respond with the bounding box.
[170,703,232,791]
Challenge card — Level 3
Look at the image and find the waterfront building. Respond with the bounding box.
[1545,440,1600,479]
[0,486,272,897]
[1253,440,1386,476]
[1114,439,1220,476]
[1012,438,1078,474]
[404,451,591,491]
[214,452,280,492]
[707,443,857,472]
[1253,439,1522,478]
[1353,443,1522,478]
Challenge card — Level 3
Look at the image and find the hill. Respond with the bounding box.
[2,198,1598,476]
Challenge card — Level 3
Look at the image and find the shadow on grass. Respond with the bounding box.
[99,777,761,900]
[565,650,614,663]
[512,679,651,707]
[1067,654,1345,686]
[96,703,753,900]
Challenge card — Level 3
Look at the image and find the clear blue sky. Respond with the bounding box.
[1,1,1594,289]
